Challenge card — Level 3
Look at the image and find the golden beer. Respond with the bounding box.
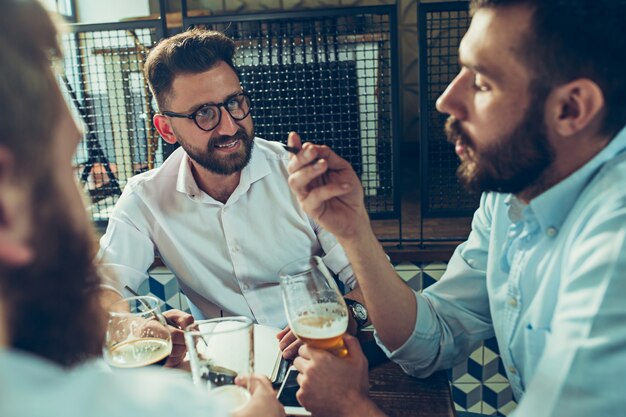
[107,337,172,368]
[292,312,349,357]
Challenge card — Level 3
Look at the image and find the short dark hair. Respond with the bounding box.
[471,0,626,137]
[144,28,237,111]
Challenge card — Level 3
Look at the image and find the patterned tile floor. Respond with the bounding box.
[143,261,517,416]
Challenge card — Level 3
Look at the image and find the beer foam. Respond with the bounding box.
[292,314,348,339]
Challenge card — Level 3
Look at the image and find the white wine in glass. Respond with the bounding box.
[104,295,172,368]
[280,256,349,357]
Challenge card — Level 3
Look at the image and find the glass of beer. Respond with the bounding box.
[279,256,349,357]
[185,317,253,412]
[103,295,172,368]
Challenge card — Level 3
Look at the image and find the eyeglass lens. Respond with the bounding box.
[195,94,250,131]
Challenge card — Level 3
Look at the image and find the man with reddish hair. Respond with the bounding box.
[0,1,283,416]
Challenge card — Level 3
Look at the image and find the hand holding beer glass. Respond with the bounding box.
[280,256,349,357]
[103,295,173,368]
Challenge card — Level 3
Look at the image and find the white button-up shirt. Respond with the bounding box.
[98,138,355,327]
[379,125,626,416]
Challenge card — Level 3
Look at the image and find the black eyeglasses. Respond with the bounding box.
[161,92,251,132]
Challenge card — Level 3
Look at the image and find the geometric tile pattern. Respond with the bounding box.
[140,266,190,314]
[417,261,518,416]
[144,260,517,416]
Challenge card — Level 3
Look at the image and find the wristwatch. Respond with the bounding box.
[344,298,368,329]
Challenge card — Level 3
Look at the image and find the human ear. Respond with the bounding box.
[0,148,34,267]
[153,114,178,145]
[548,79,605,137]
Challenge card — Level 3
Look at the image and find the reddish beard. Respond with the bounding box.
[0,178,105,367]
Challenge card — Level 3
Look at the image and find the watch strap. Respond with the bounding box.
[344,298,368,328]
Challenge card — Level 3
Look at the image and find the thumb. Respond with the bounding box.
[344,334,364,358]
[246,374,273,395]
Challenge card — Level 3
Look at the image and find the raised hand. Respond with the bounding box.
[286,132,369,241]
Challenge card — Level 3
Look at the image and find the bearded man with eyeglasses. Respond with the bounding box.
[98,29,366,366]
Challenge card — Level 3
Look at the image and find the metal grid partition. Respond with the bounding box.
[182,5,401,219]
[419,2,479,218]
[62,20,165,226]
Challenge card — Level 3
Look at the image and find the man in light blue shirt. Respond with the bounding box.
[0,1,283,416]
[285,0,626,416]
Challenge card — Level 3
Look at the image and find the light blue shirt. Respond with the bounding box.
[0,348,228,417]
[381,125,626,417]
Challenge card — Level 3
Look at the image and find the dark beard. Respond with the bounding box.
[445,88,554,195]
[182,128,255,175]
[0,179,105,367]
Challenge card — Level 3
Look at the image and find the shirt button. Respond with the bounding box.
[508,297,518,308]
[546,226,558,237]
[508,366,517,375]
[258,318,266,325]
[241,284,249,291]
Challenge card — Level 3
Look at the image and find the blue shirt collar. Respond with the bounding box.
[521,124,626,233]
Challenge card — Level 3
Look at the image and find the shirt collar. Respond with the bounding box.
[175,138,272,201]
[522,124,626,232]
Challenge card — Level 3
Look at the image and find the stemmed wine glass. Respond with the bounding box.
[103,295,173,368]
[279,256,349,357]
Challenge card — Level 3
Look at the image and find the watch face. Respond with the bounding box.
[350,302,367,322]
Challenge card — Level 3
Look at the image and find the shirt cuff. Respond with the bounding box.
[373,291,442,374]
[320,244,356,289]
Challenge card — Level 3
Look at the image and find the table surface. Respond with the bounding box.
[368,361,456,417]
[358,330,456,417]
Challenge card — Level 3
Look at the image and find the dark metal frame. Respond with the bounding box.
[416,1,475,244]
[180,3,402,224]
[419,1,474,218]
[65,6,167,228]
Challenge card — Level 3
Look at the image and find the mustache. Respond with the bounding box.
[211,129,250,146]
[444,116,472,148]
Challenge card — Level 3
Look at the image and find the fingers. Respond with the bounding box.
[293,355,309,375]
[163,326,187,367]
[298,180,353,212]
[277,327,302,359]
[245,374,274,395]
[297,343,312,359]
[276,326,290,340]
[287,145,326,186]
[287,131,302,151]
[277,327,296,348]
[235,374,250,388]
[343,334,364,358]
[281,338,303,360]
[238,374,273,394]
[163,309,194,330]
[234,374,286,417]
